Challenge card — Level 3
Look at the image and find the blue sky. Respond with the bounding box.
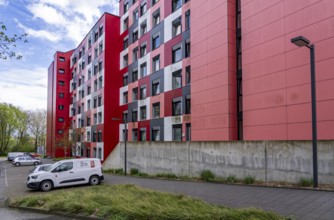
[0,0,118,110]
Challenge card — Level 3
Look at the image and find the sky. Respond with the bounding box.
[0,0,119,110]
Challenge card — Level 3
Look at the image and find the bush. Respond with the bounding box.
[226,175,237,183]
[130,168,139,175]
[243,176,255,184]
[200,170,215,181]
[299,178,313,187]
[138,172,149,177]
[156,173,177,179]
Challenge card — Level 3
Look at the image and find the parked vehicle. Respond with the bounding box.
[7,152,24,161]
[29,153,42,158]
[29,164,52,173]
[12,156,42,167]
[26,158,104,192]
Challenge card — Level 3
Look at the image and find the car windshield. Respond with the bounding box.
[44,161,61,171]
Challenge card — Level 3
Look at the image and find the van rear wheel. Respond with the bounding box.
[89,175,99,186]
[40,180,53,192]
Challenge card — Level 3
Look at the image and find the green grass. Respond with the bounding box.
[200,170,215,181]
[243,176,256,184]
[299,177,313,187]
[11,184,286,220]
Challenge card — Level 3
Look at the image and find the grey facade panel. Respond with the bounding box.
[150,118,164,141]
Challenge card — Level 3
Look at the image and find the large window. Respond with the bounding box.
[152,79,160,96]
[132,109,138,122]
[123,17,129,31]
[98,112,102,123]
[172,98,182,116]
[172,124,182,141]
[172,17,182,37]
[140,86,147,99]
[123,91,128,104]
[185,10,190,30]
[133,29,138,42]
[140,2,147,15]
[123,54,128,67]
[98,96,102,107]
[172,0,181,12]
[140,43,147,57]
[172,70,182,89]
[132,69,138,82]
[99,42,103,54]
[124,2,129,13]
[140,106,147,120]
[140,62,147,77]
[132,87,138,101]
[132,47,138,62]
[172,45,182,63]
[152,33,160,50]
[152,102,160,119]
[153,10,160,26]
[152,127,160,141]
[133,9,139,22]
[152,55,160,72]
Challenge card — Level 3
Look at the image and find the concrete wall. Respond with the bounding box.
[103,141,334,184]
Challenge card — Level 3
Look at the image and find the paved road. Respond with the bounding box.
[2,158,334,220]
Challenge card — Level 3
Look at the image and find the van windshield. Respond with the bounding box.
[44,161,61,171]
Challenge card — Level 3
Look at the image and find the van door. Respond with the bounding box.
[51,162,84,187]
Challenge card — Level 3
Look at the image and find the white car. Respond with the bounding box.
[26,158,104,192]
[29,164,52,173]
[12,156,42,166]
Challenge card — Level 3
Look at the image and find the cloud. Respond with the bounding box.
[0,66,47,110]
[0,0,8,6]
[16,0,119,46]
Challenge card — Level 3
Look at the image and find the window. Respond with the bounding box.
[140,43,147,57]
[185,95,191,114]
[133,29,138,42]
[132,109,138,122]
[172,98,182,116]
[99,61,103,72]
[81,90,85,98]
[87,131,91,141]
[140,62,147,77]
[132,129,138,141]
[152,127,160,141]
[124,2,129,13]
[123,17,129,30]
[98,131,102,142]
[133,9,139,21]
[79,50,82,59]
[98,96,102,107]
[152,33,160,50]
[99,42,103,54]
[172,124,182,141]
[140,106,147,120]
[78,105,81,114]
[185,39,191,58]
[58,69,65,74]
[153,10,160,26]
[140,2,147,15]
[123,91,128,104]
[99,76,103,89]
[152,80,160,95]
[88,55,91,64]
[172,45,182,63]
[152,55,160,72]
[123,38,129,49]
[122,128,128,141]
[79,78,82,86]
[87,99,91,110]
[152,0,159,5]
[58,129,64,134]
[87,85,91,95]
[88,38,92,48]
[172,70,182,89]
[59,57,65,62]
[123,54,128,67]
[186,65,191,85]
[123,111,128,122]
[152,102,160,118]
[132,69,138,82]
[99,26,103,37]
[93,97,97,108]
[140,129,146,141]
[98,112,102,123]
[185,10,190,30]
[58,105,64,110]
[94,113,97,124]
[94,79,97,91]
[172,17,182,37]
[93,131,97,142]
[133,87,138,101]
[59,80,65,86]
[186,123,191,141]
[140,86,147,99]
[59,93,64,98]
[58,117,64,122]
[140,21,147,36]
[94,64,98,75]
[94,47,98,58]
[132,47,138,62]
[172,0,181,12]
[123,74,129,86]
[88,69,92,79]
[80,118,84,128]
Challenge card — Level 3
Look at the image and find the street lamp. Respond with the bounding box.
[291,36,318,188]
[112,117,127,176]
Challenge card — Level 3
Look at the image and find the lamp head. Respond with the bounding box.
[291,36,310,47]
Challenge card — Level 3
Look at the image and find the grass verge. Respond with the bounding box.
[11,184,286,220]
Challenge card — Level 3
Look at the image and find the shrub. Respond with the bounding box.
[200,170,215,181]
[243,176,255,184]
[299,178,313,187]
[226,175,237,183]
[130,168,139,175]
[156,173,177,179]
[138,172,149,177]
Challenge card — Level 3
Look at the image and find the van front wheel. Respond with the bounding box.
[89,175,99,186]
[40,180,53,192]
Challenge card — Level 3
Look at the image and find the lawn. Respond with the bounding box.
[11,184,286,220]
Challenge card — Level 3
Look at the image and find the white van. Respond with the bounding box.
[26,158,104,191]
[7,152,24,161]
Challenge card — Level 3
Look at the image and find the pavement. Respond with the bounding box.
[2,158,334,220]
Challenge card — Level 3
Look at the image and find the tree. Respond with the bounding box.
[27,109,46,152]
[0,21,28,60]
[55,120,80,158]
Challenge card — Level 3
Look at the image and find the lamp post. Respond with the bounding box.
[112,117,127,176]
[291,36,318,188]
